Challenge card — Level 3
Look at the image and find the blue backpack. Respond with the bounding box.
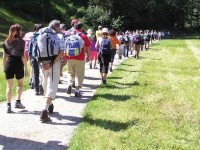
[99,38,111,55]
[28,32,39,58]
[65,31,85,57]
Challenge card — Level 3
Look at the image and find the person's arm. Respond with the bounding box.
[21,55,28,76]
[54,50,64,64]
[3,51,7,72]
[85,46,90,62]
[95,39,99,49]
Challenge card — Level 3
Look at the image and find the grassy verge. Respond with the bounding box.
[69,39,200,149]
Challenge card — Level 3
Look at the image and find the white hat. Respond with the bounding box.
[102,28,108,33]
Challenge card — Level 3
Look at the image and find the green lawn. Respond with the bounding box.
[69,39,200,149]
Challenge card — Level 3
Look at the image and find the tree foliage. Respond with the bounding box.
[0,0,199,32]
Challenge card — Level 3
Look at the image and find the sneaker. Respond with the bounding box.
[72,81,75,88]
[15,101,25,109]
[7,106,14,113]
[119,56,122,59]
[48,104,54,114]
[40,110,51,122]
[66,85,72,94]
[39,85,44,95]
[75,91,82,97]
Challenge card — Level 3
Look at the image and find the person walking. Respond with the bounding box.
[89,35,98,69]
[65,20,91,97]
[28,24,43,95]
[95,28,111,84]
[2,24,28,113]
[39,20,65,122]
[108,29,120,72]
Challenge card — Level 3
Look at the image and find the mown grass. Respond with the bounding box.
[69,39,200,149]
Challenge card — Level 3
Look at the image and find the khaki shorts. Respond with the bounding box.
[67,59,85,88]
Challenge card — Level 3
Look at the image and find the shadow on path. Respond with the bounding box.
[0,134,66,150]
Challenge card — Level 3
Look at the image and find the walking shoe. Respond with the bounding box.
[66,85,72,94]
[39,85,44,95]
[48,104,54,114]
[7,106,14,113]
[40,110,51,122]
[72,81,75,88]
[75,91,82,97]
[15,101,25,109]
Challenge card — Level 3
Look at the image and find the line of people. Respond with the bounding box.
[2,19,159,122]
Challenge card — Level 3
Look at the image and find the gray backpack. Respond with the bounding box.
[37,27,59,62]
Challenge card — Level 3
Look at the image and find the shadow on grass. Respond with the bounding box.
[84,116,139,131]
[114,68,146,73]
[92,93,132,102]
[107,76,123,80]
[99,81,140,89]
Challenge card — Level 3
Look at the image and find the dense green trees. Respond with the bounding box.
[0,0,199,32]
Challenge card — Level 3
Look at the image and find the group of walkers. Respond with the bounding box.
[2,18,159,122]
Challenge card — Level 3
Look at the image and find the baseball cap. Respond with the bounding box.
[102,28,108,33]
[71,19,78,26]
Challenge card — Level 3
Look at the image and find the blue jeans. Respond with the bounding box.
[31,58,40,92]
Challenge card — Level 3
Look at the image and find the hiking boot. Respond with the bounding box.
[119,56,122,59]
[75,91,82,97]
[39,85,44,95]
[72,81,75,88]
[40,110,51,122]
[15,101,25,109]
[7,106,14,113]
[48,104,54,114]
[66,85,72,94]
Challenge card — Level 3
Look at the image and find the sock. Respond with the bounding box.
[7,103,11,107]
[75,89,80,93]
[16,100,21,103]
[44,104,50,110]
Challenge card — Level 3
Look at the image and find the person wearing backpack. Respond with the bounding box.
[65,20,91,97]
[95,28,111,84]
[2,24,28,113]
[108,29,120,72]
[117,31,125,59]
[39,20,65,122]
[28,24,43,95]
[124,31,131,57]
[132,30,142,59]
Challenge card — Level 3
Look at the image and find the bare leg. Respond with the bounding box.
[6,79,13,103]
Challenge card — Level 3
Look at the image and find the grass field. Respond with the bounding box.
[68,39,200,149]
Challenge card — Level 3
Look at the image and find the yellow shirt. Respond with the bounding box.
[96,30,102,40]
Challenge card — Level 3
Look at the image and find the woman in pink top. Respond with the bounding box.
[89,35,98,69]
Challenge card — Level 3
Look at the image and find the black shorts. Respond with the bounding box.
[110,49,116,62]
[4,59,24,80]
